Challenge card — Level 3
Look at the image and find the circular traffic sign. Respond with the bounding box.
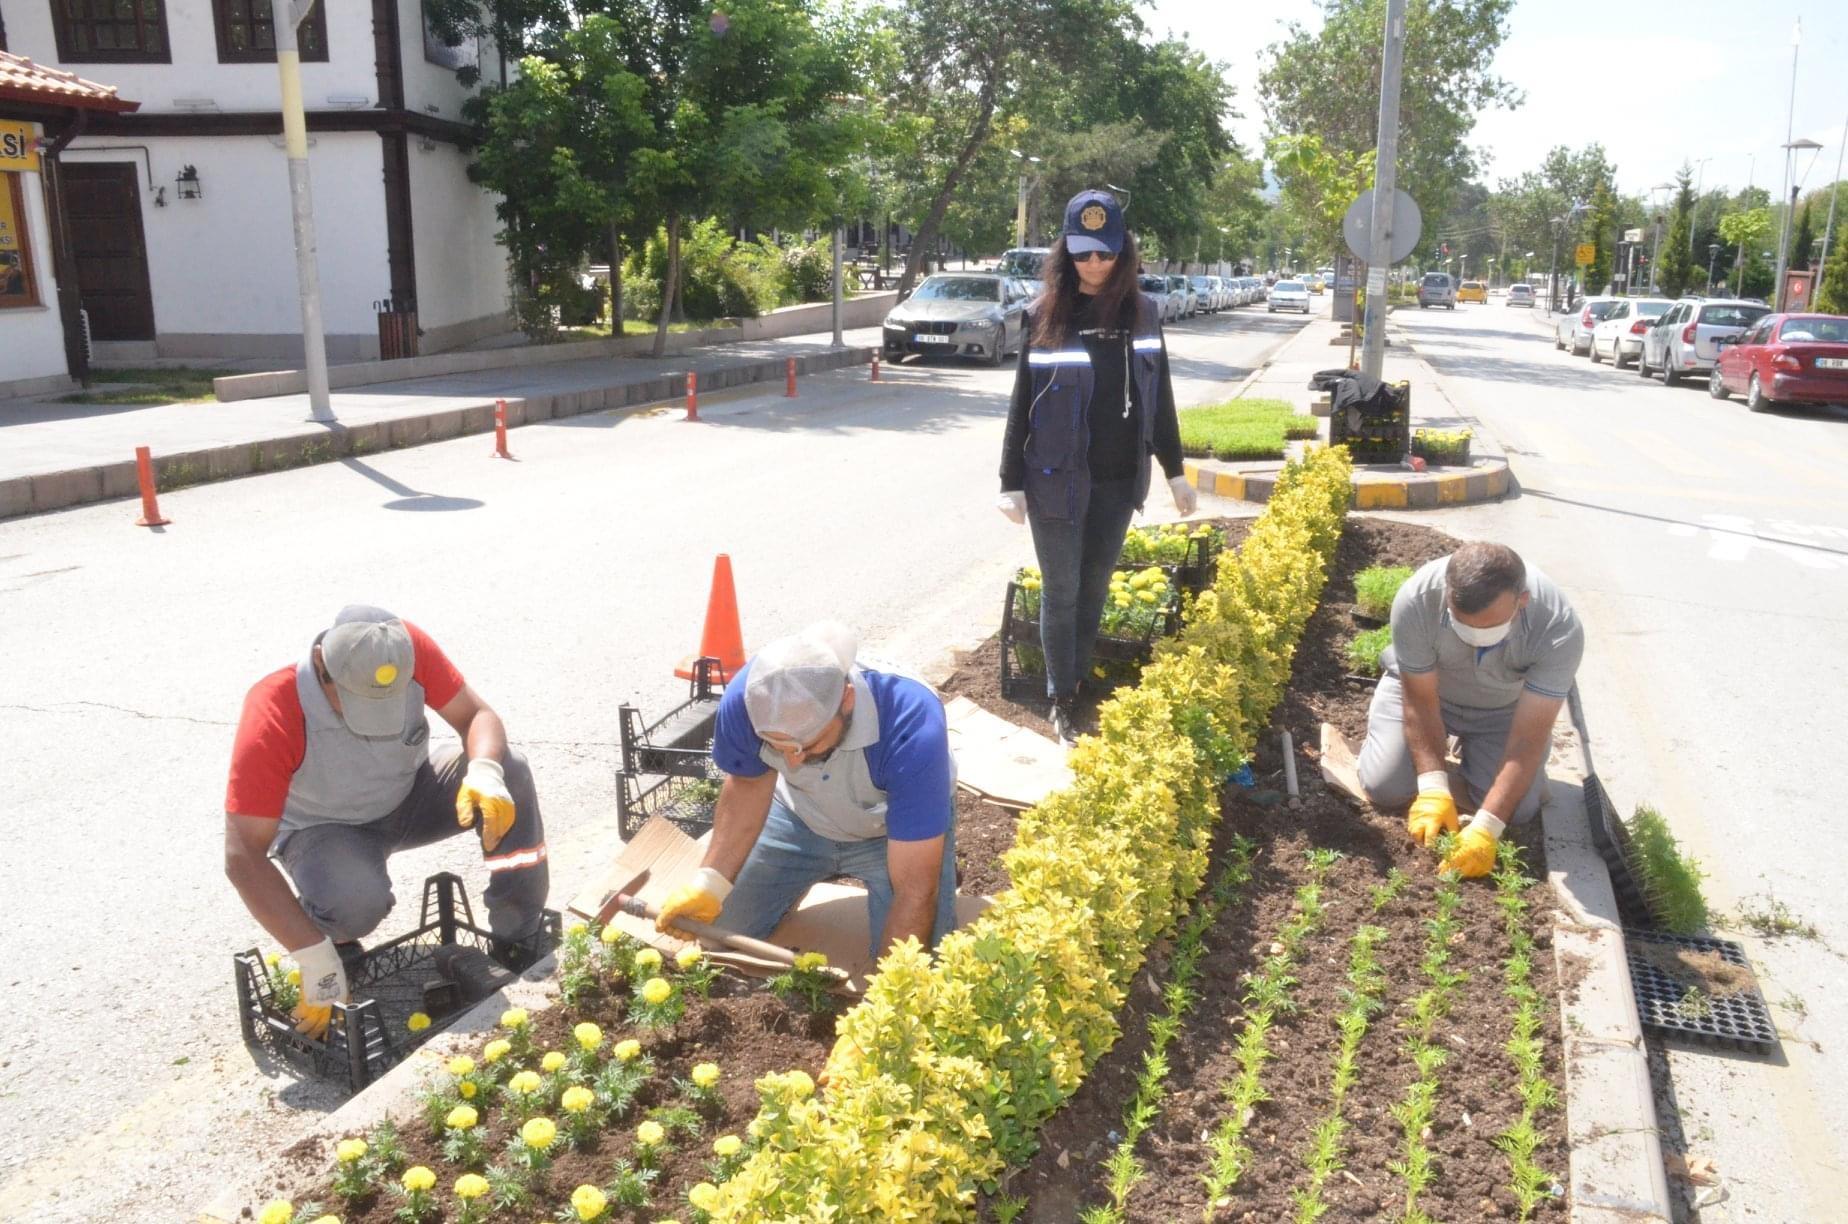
[1342,189,1422,265]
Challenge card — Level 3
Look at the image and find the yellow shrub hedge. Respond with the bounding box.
[712,446,1354,1221]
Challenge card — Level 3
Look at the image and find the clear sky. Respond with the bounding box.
[1144,0,1848,200]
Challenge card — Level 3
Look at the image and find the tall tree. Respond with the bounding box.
[1718,207,1773,295]
[1815,233,1848,313]
[1790,200,1815,271]
[1658,166,1695,298]
[1583,180,1616,295]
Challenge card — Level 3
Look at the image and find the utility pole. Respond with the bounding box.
[275,1,331,423]
[1360,0,1407,384]
[830,221,843,346]
[1817,109,1846,291]
[1772,19,1801,311]
[1689,156,1713,255]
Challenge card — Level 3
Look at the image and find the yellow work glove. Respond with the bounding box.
[1441,812,1506,879]
[288,937,349,1041]
[818,1033,860,1089]
[1405,771,1459,848]
[656,867,731,935]
[456,758,516,853]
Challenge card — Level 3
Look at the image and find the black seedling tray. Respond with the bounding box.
[619,656,724,778]
[998,579,1177,702]
[1624,929,1777,1053]
[235,873,560,1093]
[617,765,723,841]
[1124,533,1221,595]
[1582,772,1654,927]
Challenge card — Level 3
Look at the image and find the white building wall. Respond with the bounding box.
[0,144,74,393]
[396,0,506,122]
[407,138,509,349]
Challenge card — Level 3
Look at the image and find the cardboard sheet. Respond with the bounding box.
[944,695,1071,810]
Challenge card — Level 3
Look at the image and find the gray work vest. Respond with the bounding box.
[1021,292,1165,522]
[281,650,432,832]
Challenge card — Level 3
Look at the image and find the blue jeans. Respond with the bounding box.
[1028,477,1140,699]
[715,799,959,959]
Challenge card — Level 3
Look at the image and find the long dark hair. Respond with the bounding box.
[1032,230,1142,349]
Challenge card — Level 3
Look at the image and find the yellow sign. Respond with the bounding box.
[0,122,39,173]
[1574,243,1595,267]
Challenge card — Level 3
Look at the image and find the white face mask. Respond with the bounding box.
[1451,614,1513,648]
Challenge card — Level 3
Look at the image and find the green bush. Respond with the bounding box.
[1353,564,1413,619]
[783,239,836,304]
[623,218,787,322]
[1628,804,1709,934]
[1345,625,1392,676]
[1178,399,1322,461]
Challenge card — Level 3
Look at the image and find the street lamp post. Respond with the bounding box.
[1009,149,1041,249]
[1648,181,1673,292]
[1707,243,1722,292]
[1775,138,1824,308]
[275,0,331,422]
[1689,157,1713,255]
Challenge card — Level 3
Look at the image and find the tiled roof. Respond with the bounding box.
[0,51,139,113]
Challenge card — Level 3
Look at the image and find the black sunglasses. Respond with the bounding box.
[1071,250,1118,264]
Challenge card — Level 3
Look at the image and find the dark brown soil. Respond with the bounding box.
[281,973,840,1221]
[954,787,1019,899]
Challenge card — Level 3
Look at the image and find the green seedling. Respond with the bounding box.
[1352,564,1414,619]
[1627,804,1710,934]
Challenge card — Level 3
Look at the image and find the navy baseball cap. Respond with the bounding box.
[1063,189,1125,255]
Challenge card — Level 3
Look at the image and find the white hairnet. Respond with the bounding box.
[743,621,858,743]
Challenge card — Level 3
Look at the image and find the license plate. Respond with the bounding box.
[914,334,952,344]
[1818,357,1848,370]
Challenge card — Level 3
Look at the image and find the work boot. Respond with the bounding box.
[1049,697,1078,749]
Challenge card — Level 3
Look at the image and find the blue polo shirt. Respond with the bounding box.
[711,662,953,842]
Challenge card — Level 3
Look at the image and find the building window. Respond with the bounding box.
[50,0,172,64]
[0,173,39,309]
[213,0,329,63]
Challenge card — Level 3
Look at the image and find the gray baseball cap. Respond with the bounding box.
[320,605,415,737]
[743,621,857,744]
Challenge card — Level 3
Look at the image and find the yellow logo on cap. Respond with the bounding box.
[1080,204,1108,231]
[374,664,399,686]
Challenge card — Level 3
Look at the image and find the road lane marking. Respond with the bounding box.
[1665,513,1846,569]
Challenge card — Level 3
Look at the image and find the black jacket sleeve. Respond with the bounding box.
[1132,323,1185,480]
[998,312,1035,490]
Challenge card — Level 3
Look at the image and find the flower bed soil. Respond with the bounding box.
[275,974,840,1221]
[947,515,1569,1220]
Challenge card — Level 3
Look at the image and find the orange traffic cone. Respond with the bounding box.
[675,554,747,682]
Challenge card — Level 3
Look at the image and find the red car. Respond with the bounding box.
[1710,312,1848,411]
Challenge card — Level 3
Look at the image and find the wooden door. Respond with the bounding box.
[63,162,155,341]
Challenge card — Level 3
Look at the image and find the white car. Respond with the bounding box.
[1506,284,1535,307]
[1589,298,1673,368]
[1554,296,1619,355]
[1269,279,1311,314]
[1139,274,1178,322]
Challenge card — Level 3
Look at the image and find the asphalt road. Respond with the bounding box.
[0,306,1306,1221]
[1384,300,1848,1223]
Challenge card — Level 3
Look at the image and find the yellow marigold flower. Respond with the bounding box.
[688,1183,721,1211]
[500,1007,529,1029]
[573,1022,602,1051]
[445,1104,478,1131]
[446,1055,476,1077]
[454,1172,490,1200]
[520,1116,557,1150]
[406,1012,432,1032]
[571,1184,607,1221]
[459,1080,477,1099]
[635,1120,665,1147]
[508,1069,543,1096]
[794,951,828,972]
[561,1085,595,1114]
[264,952,282,970]
[598,924,622,946]
[712,1134,742,1157]
[613,1039,641,1063]
[634,948,663,973]
[675,946,704,970]
[335,1137,367,1163]
[257,1201,293,1224]
[566,921,588,937]
[285,968,302,987]
[482,1038,512,1063]
[690,1062,720,1089]
[541,1050,568,1073]
[640,977,672,1005]
[401,1165,436,1192]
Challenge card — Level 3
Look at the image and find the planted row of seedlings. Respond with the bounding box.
[1389,843,1470,1224]
[1493,843,1560,1221]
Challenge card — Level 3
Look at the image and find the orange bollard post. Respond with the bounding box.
[133,446,170,527]
[785,357,798,397]
[685,371,698,421]
[675,553,746,682]
[870,352,881,382]
[492,398,512,459]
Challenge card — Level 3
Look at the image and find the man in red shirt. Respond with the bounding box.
[223,605,547,1037]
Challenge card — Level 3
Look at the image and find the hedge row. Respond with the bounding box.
[710,445,1355,1221]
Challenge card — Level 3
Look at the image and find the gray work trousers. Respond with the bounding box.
[1356,671,1547,822]
[276,745,548,942]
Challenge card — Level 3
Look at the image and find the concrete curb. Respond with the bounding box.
[1183,454,1512,509]
[1,347,874,523]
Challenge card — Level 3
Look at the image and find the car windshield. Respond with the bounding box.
[1636,302,1671,319]
[1462,282,1483,290]
[1191,277,1212,288]
[1586,301,1618,320]
[1422,275,1449,286]
[911,277,998,302]
[1510,286,1532,295]
[1140,276,1167,292]
[1699,305,1767,328]
[1276,281,1305,291]
[997,251,1045,278]
[1780,318,1848,343]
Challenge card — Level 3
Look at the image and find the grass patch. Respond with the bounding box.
[1353,564,1413,619]
[1730,895,1819,942]
[1179,398,1320,462]
[58,366,234,406]
[561,319,742,341]
[1345,626,1391,676]
[1626,804,1709,935]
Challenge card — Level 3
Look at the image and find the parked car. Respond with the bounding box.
[1166,274,1198,318]
[881,272,1027,364]
[1139,274,1178,322]
[996,247,1050,281]
[1457,280,1487,304]
[1417,272,1457,309]
[1506,283,1535,307]
[1190,275,1221,312]
[1248,276,1268,304]
[1589,297,1673,368]
[1554,296,1619,355]
[1269,279,1312,314]
[1639,298,1768,385]
[1305,274,1326,295]
[1709,313,1848,410]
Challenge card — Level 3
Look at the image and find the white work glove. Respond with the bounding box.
[456,757,516,852]
[996,491,1026,524]
[1168,474,1198,517]
[289,936,349,1040]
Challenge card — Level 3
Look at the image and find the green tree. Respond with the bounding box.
[1583,180,1616,295]
[1718,207,1773,295]
[1814,235,1848,313]
[1267,133,1371,262]
[1790,200,1815,270]
[1658,166,1695,298]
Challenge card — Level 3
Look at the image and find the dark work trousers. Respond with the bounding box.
[1027,476,1140,699]
[277,745,548,943]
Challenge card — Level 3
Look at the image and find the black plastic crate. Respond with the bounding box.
[1121,532,1222,595]
[619,656,724,778]
[998,579,1177,702]
[1328,377,1411,463]
[618,766,724,841]
[1624,929,1777,1053]
[235,873,561,1093]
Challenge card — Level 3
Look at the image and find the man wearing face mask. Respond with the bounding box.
[1356,543,1583,878]
[654,621,958,959]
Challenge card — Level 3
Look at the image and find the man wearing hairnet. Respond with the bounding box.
[654,621,958,958]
